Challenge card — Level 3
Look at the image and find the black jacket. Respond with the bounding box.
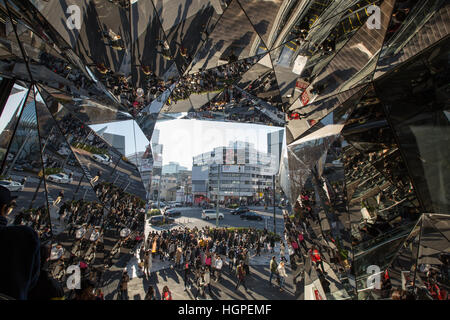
[28,268,65,300]
[0,216,41,300]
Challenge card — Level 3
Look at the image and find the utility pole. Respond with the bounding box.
[157,174,162,208]
[238,165,241,204]
[273,175,276,234]
[216,163,220,227]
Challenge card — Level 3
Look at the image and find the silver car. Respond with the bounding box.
[0,180,24,192]
[202,209,224,221]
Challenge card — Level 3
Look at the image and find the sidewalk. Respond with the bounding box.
[114,234,301,300]
[124,263,299,300]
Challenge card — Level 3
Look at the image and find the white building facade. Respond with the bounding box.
[192,141,278,204]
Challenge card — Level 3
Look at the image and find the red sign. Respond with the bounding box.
[295,79,309,91]
[301,90,310,106]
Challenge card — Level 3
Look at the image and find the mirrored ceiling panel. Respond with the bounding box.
[272,0,379,50]
[165,54,265,114]
[154,0,226,75]
[0,3,32,82]
[1,86,52,242]
[188,0,265,74]
[75,0,131,74]
[374,0,448,80]
[0,81,29,168]
[38,84,132,125]
[375,36,450,214]
[303,0,394,107]
[131,0,177,80]
[235,53,284,113]
[182,79,284,126]
[237,0,283,50]
[39,85,147,202]
[286,85,368,145]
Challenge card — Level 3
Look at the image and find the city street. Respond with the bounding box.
[150,206,285,234]
[99,206,303,301]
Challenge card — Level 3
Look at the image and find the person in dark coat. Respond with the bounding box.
[28,244,65,300]
[0,186,40,300]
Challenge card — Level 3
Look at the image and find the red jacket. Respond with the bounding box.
[310,249,321,262]
[163,291,172,300]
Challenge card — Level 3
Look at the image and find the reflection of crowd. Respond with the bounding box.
[169,56,258,103]
[38,52,102,98]
[283,191,335,290]
[192,85,283,125]
[343,146,420,246]
[132,226,279,299]
[12,205,52,242]
[57,113,113,156]
[0,174,147,300]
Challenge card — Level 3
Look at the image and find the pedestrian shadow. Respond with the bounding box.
[158,269,168,282]
[166,267,181,284]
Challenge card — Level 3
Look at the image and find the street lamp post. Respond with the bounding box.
[273,175,276,234]
[238,166,241,205]
[157,175,162,208]
[216,164,221,227]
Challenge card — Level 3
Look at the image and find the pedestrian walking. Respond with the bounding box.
[269,236,275,254]
[309,247,326,274]
[162,286,172,300]
[195,271,206,300]
[175,246,182,269]
[298,232,308,252]
[204,268,212,295]
[269,256,280,286]
[235,261,248,292]
[119,269,129,300]
[277,261,288,291]
[144,286,157,300]
[144,250,152,277]
[280,241,287,262]
[214,255,223,282]
[184,260,191,290]
[243,249,250,276]
[228,247,236,271]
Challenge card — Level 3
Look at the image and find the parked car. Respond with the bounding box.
[230,206,249,215]
[0,180,24,192]
[240,211,263,221]
[174,202,183,207]
[149,215,175,226]
[47,173,73,184]
[202,209,224,221]
[91,154,112,165]
[164,209,181,218]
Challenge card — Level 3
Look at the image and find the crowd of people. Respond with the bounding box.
[37,51,107,102]
[118,226,285,299]
[190,85,284,126]
[169,56,260,103]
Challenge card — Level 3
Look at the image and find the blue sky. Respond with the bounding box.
[91,119,284,170]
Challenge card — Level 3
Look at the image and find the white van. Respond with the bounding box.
[202,209,224,221]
